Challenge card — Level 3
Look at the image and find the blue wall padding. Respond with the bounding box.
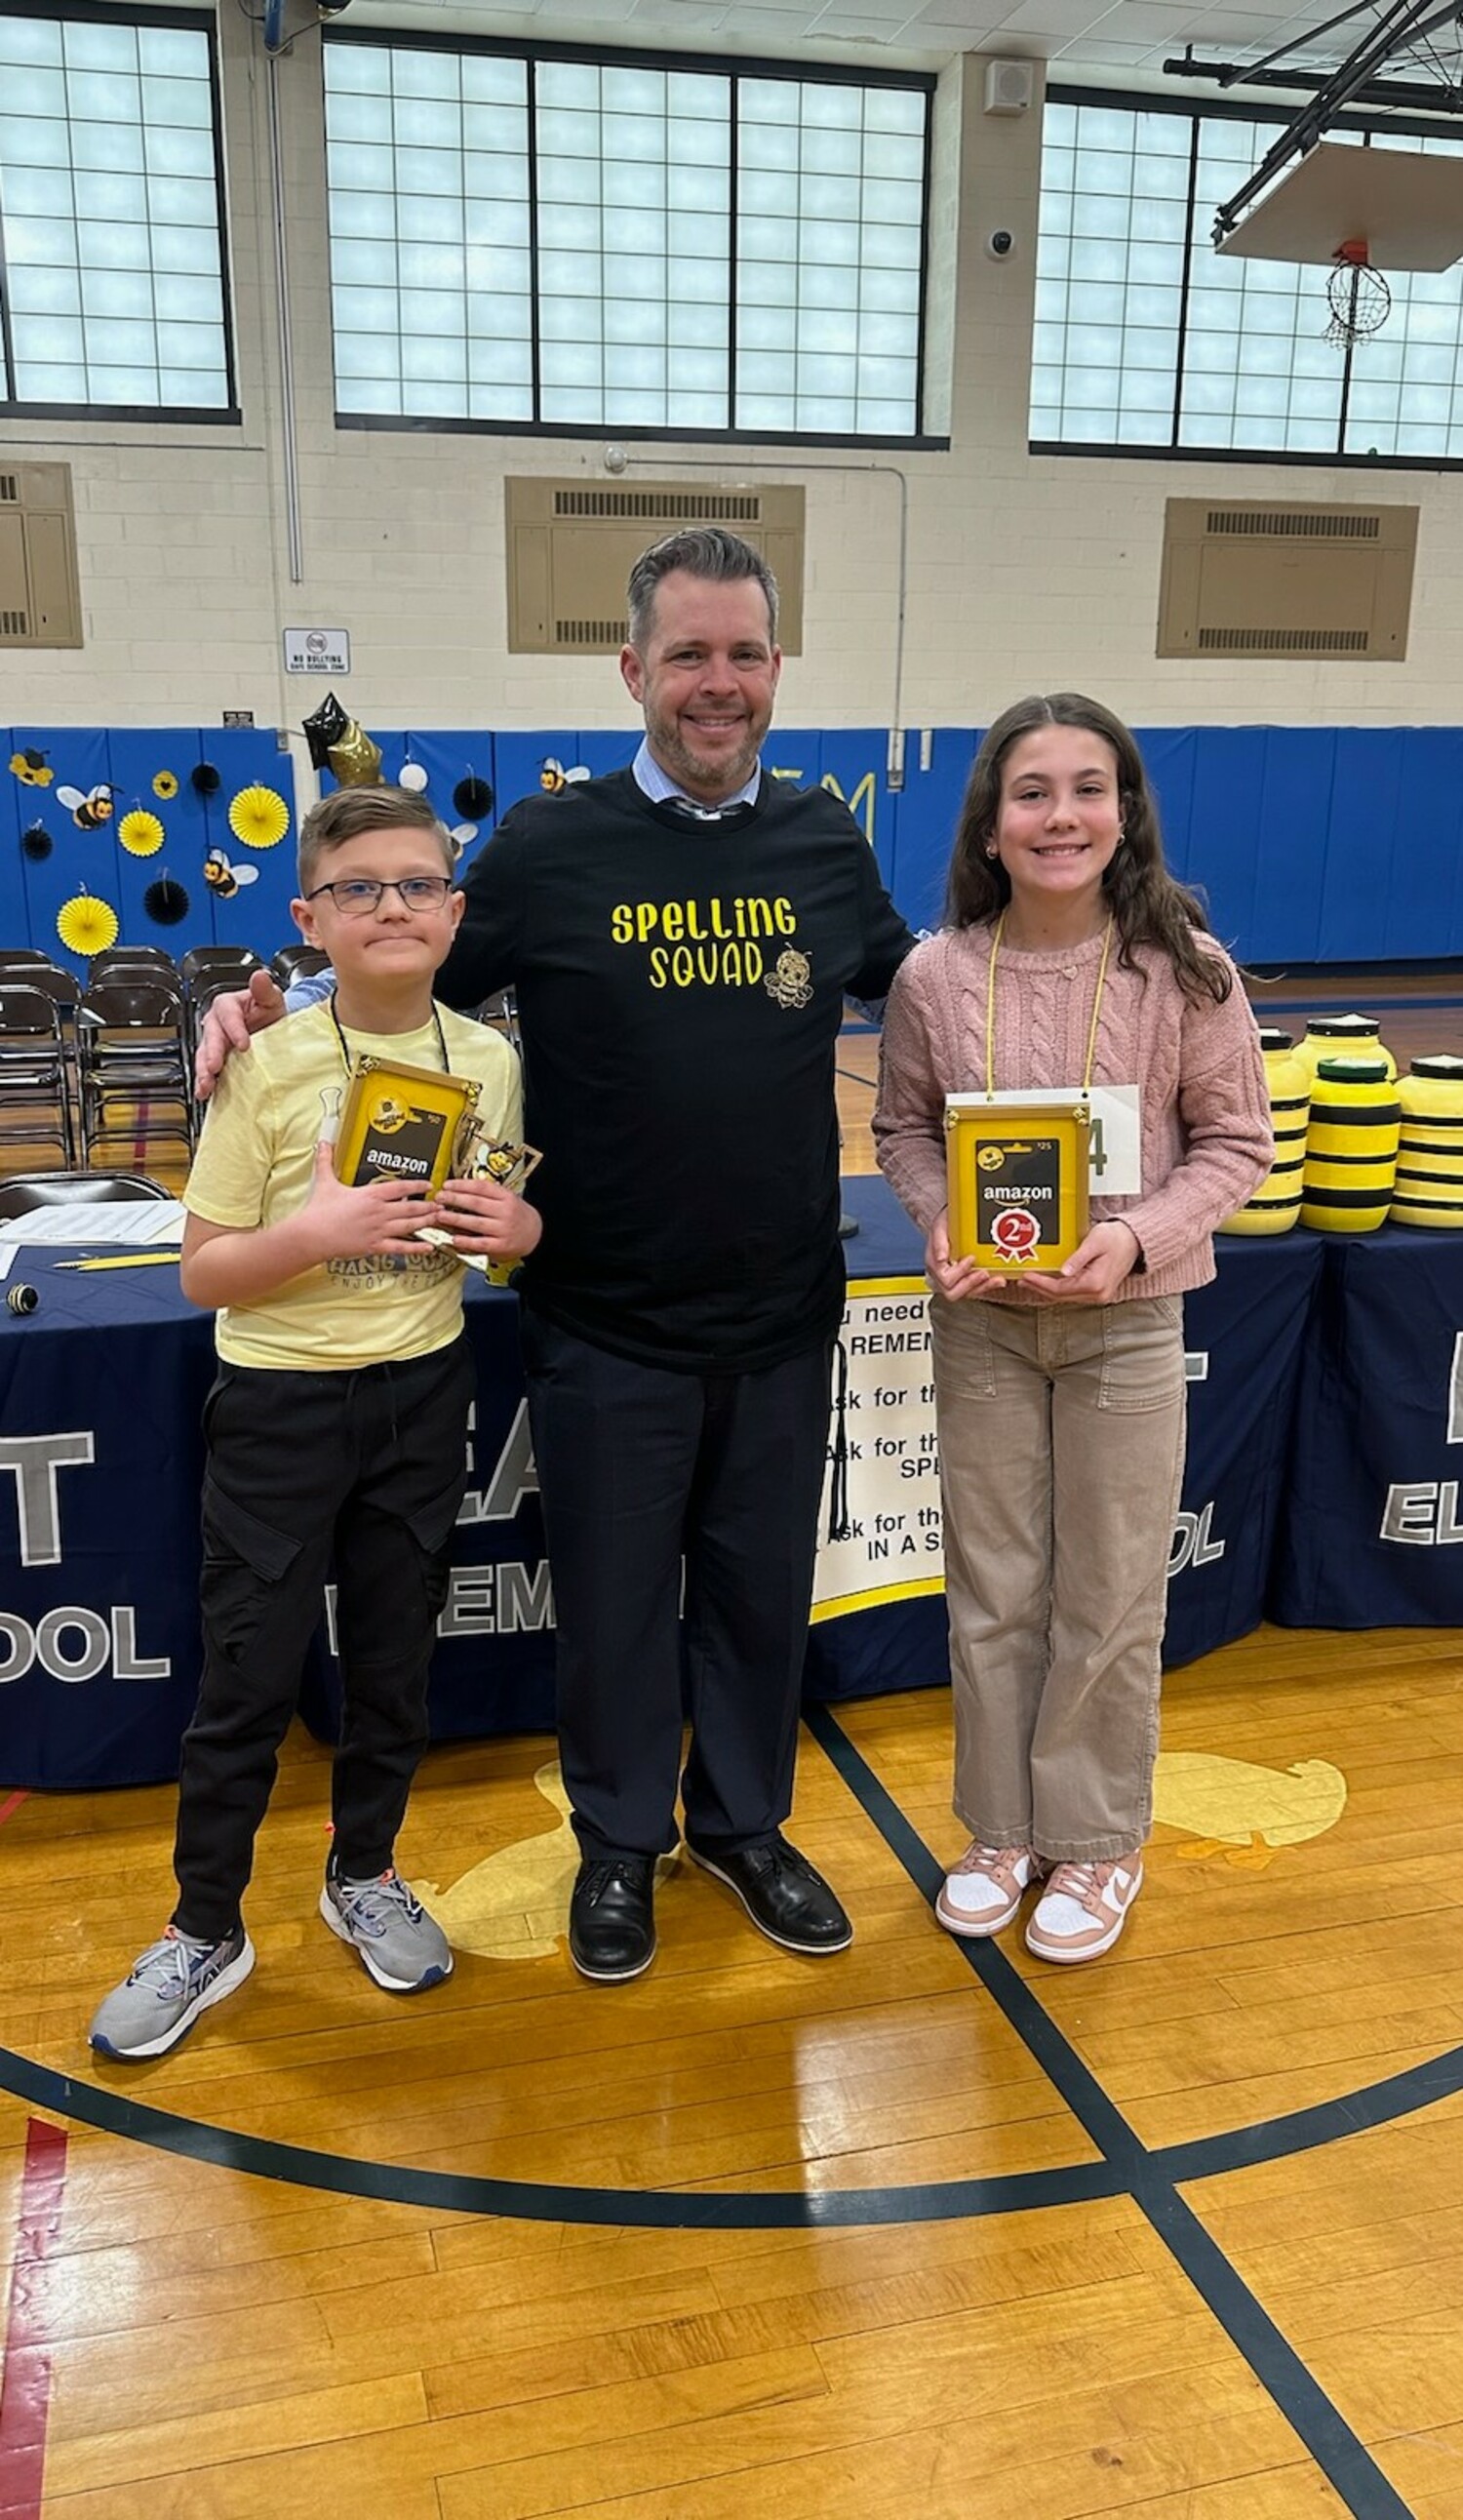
[7,724,1463,968]
[1379,730,1463,965]
[884,728,975,936]
[3,728,299,973]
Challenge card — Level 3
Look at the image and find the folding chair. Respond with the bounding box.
[0,1171,171,1220]
[178,945,263,989]
[0,983,75,1166]
[270,944,331,987]
[77,980,193,1168]
[87,946,179,991]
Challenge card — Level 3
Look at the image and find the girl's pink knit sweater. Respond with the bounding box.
[874,922,1274,1304]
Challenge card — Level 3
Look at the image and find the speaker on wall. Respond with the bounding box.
[984,58,1034,115]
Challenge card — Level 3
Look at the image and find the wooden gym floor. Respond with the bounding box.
[5,975,1463,2518]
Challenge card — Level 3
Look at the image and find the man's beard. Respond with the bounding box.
[647,706,763,802]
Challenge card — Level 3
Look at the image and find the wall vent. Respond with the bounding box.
[506,477,805,655]
[1205,507,1381,540]
[1158,498,1416,663]
[556,618,629,649]
[0,462,83,650]
[554,488,761,522]
[1198,625,1371,655]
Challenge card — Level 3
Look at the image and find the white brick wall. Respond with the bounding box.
[3,29,1458,732]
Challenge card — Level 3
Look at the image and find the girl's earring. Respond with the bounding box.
[985,845,998,860]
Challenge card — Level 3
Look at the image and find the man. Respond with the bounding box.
[198,528,914,1981]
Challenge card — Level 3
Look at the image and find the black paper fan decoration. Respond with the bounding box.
[191,762,221,797]
[20,820,53,861]
[454,774,494,820]
[144,875,190,926]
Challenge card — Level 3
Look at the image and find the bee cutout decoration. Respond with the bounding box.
[539,757,590,794]
[9,747,53,788]
[58,781,116,831]
[204,846,260,901]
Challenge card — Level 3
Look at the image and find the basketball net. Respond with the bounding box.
[1325,237,1392,348]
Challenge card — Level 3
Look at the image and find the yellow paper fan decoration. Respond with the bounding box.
[58,893,119,957]
[152,770,178,800]
[228,784,290,850]
[119,808,165,857]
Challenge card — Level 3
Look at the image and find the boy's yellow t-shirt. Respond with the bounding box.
[184,1000,524,1371]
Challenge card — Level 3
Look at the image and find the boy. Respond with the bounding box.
[90,786,540,2060]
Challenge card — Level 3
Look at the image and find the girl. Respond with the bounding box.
[874,695,1271,1966]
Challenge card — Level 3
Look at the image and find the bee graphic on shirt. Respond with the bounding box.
[539,757,590,794]
[203,846,260,900]
[764,947,813,1012]
[57,781,115,831]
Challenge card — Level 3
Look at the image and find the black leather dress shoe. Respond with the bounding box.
[568,1856,656,1981]
[686,1835,852,1954]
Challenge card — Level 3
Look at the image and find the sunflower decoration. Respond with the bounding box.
[228,783,291,850]
[152,770,179,801]
[58,892,120,957]
[119,807,166,858]
[10,746,53,787]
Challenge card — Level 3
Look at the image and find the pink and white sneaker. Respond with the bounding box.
[1024,1856,1143,1965]
[935,1843,1045,1940]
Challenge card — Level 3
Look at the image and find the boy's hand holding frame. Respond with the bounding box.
[306,1141,445,1260]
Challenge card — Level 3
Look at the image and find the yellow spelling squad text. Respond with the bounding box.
[611,896,800,991]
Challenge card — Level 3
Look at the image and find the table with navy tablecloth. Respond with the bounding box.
[2,1179,1460,1791]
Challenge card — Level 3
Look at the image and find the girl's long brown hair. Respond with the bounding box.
[944,693,1231,1007]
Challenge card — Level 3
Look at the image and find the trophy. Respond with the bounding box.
[413,1107,543,1279]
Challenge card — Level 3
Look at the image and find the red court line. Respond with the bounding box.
[0,1799,27,1833]
[0,2119,69,2520]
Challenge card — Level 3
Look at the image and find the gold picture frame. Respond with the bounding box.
[334,1055,484,1195]
[945,1093,1091,1273]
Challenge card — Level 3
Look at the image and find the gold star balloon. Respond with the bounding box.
[327,721,384,787]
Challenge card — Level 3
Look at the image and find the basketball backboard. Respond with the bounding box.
[1215,140,1463,269]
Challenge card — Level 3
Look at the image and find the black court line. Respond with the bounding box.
[805,1701,1415,2520]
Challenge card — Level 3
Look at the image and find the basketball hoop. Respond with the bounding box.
[1325,238,1392,348]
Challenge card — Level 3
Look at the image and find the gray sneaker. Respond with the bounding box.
[320,1866,453,1992]
[89,1925,255,2061]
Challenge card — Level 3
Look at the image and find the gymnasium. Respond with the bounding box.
[3,0,1463,2506]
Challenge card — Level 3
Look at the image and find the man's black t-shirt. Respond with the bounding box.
[440,767,914,1373]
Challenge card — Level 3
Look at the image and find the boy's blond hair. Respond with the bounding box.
[297,785,455,893]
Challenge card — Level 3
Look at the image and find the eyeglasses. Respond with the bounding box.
[304,876,454,918]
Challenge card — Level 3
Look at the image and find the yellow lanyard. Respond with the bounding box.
[984,911,1114,1102]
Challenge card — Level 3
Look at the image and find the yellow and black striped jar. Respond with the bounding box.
[1219,1026,1309,1234]
[1300,1057,1401,1233]
[1294,1014,1396,1086]
[1391,1055,1463,1229]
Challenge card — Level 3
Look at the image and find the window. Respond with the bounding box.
[323,36,931,442]
[0,4,234,417]
[1034,91,1463,464]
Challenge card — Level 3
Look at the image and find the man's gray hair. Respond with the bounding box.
[625,528,779,652]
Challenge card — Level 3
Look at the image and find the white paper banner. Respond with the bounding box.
[812,1275,945,1622]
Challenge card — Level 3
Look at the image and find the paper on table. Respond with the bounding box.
[1,1199,188,1246]
[0,1243,16,1282]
